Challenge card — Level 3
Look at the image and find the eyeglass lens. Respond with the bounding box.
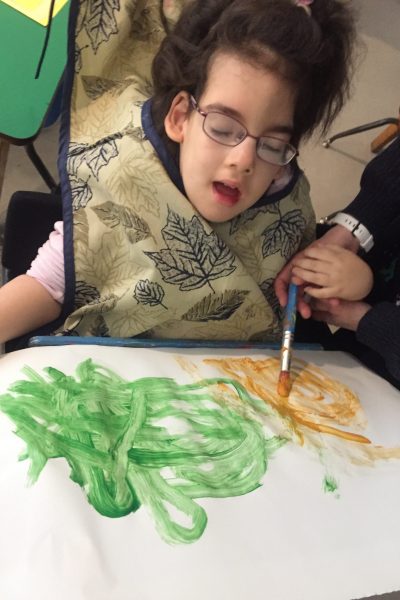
[203,112,295,166]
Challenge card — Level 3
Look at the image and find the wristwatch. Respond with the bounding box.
[324,211,374,252]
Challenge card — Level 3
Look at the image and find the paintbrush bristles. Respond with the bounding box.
[277,370,291,397]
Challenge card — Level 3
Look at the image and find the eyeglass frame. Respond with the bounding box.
[189,96,298,167]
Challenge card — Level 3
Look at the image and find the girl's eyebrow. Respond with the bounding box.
[204,102,293,136]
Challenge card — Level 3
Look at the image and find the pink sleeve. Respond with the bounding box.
[26,221,65,304]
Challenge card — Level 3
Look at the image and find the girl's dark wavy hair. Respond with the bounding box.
[151,0,356,155]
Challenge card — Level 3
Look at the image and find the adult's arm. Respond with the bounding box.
[356,302,400,382]
[275,138,400,309]
[343,137,400,244]
[312,297,400,384]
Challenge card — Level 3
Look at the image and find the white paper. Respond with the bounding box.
[0,345,399,600]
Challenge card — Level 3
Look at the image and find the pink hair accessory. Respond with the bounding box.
[295,0,313,16]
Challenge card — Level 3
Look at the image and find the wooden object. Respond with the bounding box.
[371,110,400,153]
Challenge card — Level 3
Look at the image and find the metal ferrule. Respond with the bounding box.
[281,331,293,371]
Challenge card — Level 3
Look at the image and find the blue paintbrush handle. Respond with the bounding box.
[284,283,298,334]
[279,283,298,373]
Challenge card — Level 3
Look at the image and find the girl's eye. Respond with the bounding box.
[210,127,233,138]
[234,131,246,143]
[206,113,244,142]
[259,139,283,154]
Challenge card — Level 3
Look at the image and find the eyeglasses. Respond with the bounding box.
[190,96,298,167]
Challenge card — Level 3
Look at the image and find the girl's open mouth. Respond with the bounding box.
[212,182,241,206]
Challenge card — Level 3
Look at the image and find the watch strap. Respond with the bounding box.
[326,212,374,252]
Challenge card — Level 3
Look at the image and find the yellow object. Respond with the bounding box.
[1,0,68,25]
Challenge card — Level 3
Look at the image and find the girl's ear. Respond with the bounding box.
[164,92,191,143]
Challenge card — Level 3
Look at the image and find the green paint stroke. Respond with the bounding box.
[0,359,286,544]
[323,475,339,494]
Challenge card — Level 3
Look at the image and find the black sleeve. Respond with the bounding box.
[343,137,400,244]
[356,302,400,383]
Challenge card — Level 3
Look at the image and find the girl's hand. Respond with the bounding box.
[311,298,371,331]
[273,259,313,318]
[291,244,373,301]
[274,224,360,316]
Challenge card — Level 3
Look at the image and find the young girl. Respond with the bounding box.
[0,0,355,344]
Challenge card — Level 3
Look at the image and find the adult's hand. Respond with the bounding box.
[315,223,360,252]
[311,297,371,331]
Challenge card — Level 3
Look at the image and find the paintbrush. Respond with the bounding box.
[277,282,298,397]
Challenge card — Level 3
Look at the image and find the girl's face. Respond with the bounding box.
[165,51,296,223]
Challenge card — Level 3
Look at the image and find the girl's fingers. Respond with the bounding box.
[304,285,338,299]
[292,257,329,273]
[303,244,343,261]
[292,267,329,287]
[291,273,306,286]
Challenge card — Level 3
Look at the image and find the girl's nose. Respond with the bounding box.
[226,137,257,173]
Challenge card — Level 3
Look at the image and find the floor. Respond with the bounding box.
[0,3,400,599]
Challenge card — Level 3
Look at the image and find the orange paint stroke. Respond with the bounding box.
[204,357,370,445]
